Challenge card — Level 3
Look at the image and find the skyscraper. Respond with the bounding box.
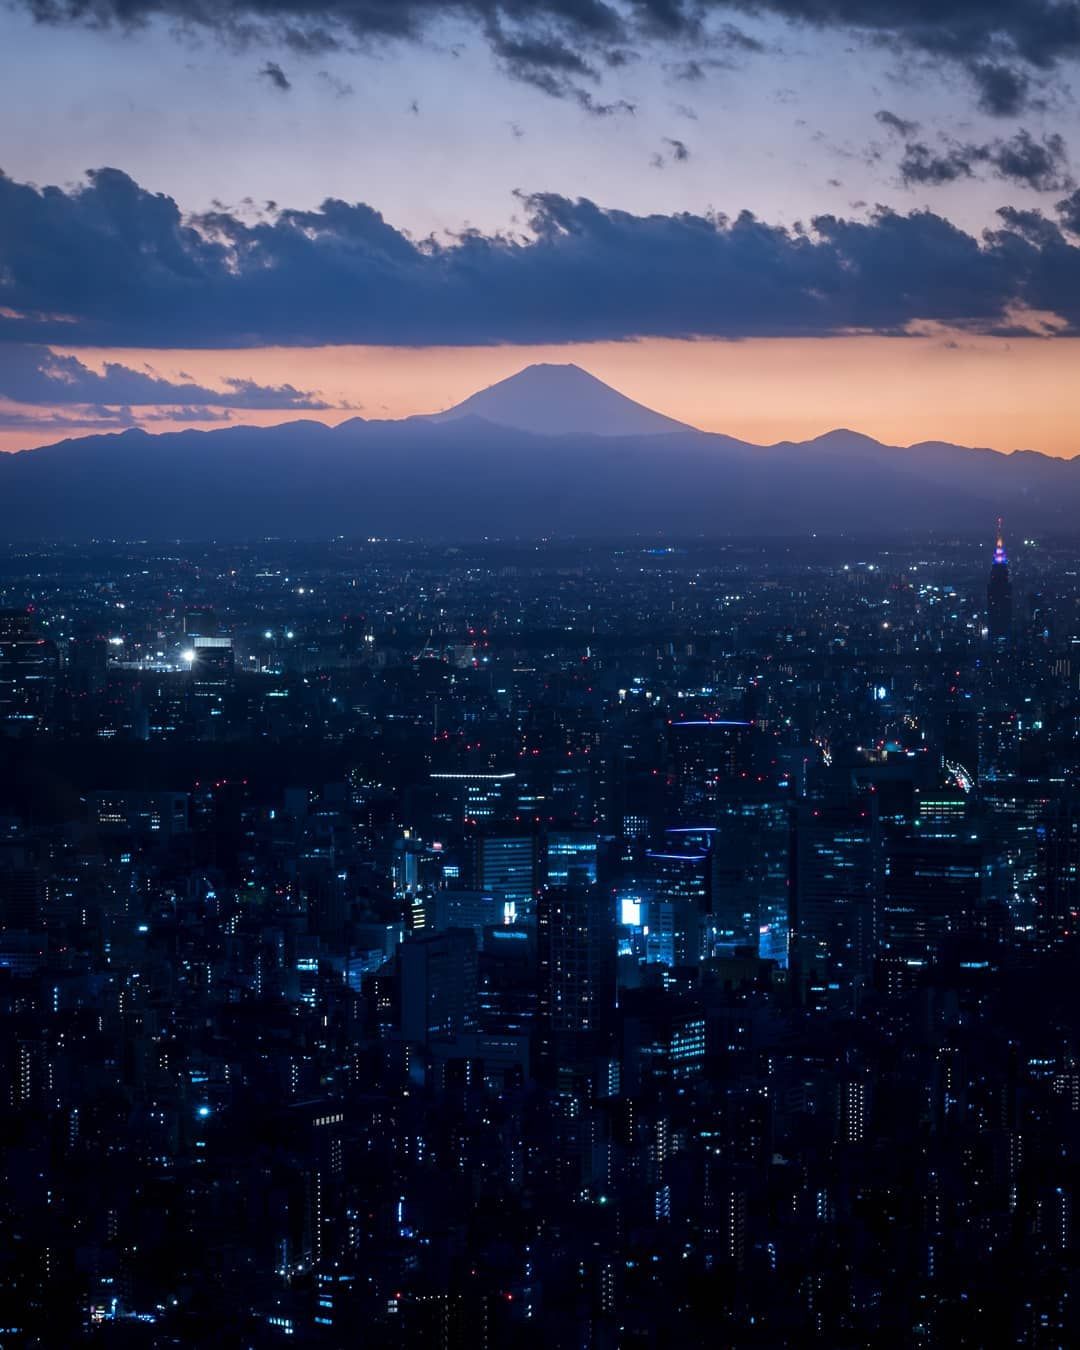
[536,882,616,1082]
[399,928,479,1046]
[987,518,1013,644]
[790,799,880,996]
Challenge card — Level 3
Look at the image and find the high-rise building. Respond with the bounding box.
[399,928,478,1046]
[476,834,537,920]
[545,830,598,887]
[0,606,58,731]
[537,882,616,1081]
[987,518,1013,644]
[1037,786,1080,944]
[428,771,516,827]
[710,786,791,952]
[644,833,712,966]
[882,822,983,960]
[790,799,880,994]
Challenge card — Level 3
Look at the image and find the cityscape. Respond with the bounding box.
[3,522,1080,1344]
[10,0,1080,1344]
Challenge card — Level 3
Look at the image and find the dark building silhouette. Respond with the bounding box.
[669,718,754,818]
[537,881,616,1083]
[790,798,880,995]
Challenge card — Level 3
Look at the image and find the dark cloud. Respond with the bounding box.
[875,109,919,138]
[995,205,1064,247]
[8,165,1080,347]
[900,130,1073,193]
[17,0,1080,111]
[573,91,635,115]
[0,405,234,432]
[0,344,330,410]
[970,61,1030,117]
[0,408,127,432]
[991,129,1071,192]
[899,142,974,187]
[259,60,292,90]
[1058,188,1080,234]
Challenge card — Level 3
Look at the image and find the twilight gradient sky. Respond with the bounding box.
[4,0,1080,454]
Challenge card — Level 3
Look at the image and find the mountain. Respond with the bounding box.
[428,362,692,437]
[2,364,1079,541]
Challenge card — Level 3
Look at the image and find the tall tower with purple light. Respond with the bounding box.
[987,517,1013,644]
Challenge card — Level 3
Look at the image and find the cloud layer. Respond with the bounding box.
[0,344,330,408]
[6,166,1080,347]
[900,130,1073,193]
[18,0,1080,110]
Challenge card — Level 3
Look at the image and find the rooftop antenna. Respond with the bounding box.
[993,516,1007,566]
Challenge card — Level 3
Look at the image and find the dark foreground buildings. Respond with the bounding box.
[4,525,1080,1345]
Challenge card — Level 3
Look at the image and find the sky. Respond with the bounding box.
[4,0,1080,454]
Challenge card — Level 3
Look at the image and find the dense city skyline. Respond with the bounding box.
[6,527,1080,1344]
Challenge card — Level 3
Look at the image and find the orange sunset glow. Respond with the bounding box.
[4,334,1078,458]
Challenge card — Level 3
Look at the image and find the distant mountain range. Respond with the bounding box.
[3,362,1079,540]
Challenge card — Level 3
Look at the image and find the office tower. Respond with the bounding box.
[669,719,754,818]
[838,1077,870,1145]
[537,882,616,1082]
[711,786,791,952]
[190,636,234,689]
[545,830,598,887]
[0,850,44,929]
[645,831,712,965]
[987,518,1013,644]
[1036,786,1080,945]
[0,606,59,730]
[790,799,880,995]
[620,989,707,1093]
[429,889,503,936]
[428,770,516,828]
[476,833,537,920]
[399,928,478,1046]
[882,817,983,960]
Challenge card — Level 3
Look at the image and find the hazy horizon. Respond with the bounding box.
[6,340,1080,459]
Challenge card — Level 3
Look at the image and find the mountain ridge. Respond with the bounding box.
[3,363,1079,540]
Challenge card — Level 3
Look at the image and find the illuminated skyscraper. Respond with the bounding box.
[0,606,58,731]
[987,518,1013,644]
